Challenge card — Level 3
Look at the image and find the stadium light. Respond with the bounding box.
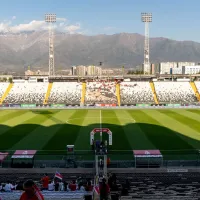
[45,14,56,77]
[141,13,152,74]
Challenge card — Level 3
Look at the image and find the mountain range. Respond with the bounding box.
[0,32,200,72]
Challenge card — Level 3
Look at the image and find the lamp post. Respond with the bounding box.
[45,14,56,76]
[141,13,152,74]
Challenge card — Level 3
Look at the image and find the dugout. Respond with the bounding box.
[133,150,163,168]
[11,150,37,168]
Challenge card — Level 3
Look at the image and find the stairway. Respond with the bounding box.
[80,82,86,106]
[43,83,53,104]
[149,82,159,104]
[190,82,200,101]
[0,83,13,104]
[116,83,121,106]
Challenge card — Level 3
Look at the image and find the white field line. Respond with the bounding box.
[100,109,102,139]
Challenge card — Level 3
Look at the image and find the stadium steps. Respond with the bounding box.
[190,82,200,101]
[81,82,86,105]
[149,82,159,104]
[0,83,13,104]
[43,82,53,104]
[116,83,121,106]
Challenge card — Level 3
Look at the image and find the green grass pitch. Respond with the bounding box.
[0,109,200,161]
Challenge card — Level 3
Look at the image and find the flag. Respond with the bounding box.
[54,171,63,180]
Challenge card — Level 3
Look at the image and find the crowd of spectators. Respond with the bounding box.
[0,173,94,200]
[85,81,117,104]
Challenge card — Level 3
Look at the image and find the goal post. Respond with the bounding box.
[90,128,112,145]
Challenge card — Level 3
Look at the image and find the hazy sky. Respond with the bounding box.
[0,0,199,42]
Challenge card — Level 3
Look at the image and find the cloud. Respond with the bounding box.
[0,17,81,34]
[57,17,67,22]
[12,16,16,20]
[64,24,81,34]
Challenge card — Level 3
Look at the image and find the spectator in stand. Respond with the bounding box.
[85,181,93,192]
[69,180,76,191]
[78,182,85,191]
[100,178,110,200]
[54,179,59,191]
[63,181,69,191]
[3,181,12,192]
[0,183,2,191]
[41,173,49,190]
[20,180,44,200]
[48,180,54,191]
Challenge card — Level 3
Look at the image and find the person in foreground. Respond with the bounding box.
[20,180,44,200]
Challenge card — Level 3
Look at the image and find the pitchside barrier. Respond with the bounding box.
[1,149,200,168]
[0,103,200,109]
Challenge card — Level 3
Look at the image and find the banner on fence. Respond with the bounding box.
[21,104,36,108]
[95,104,117,107]
[51,104,66,108]
[9,104,21,108]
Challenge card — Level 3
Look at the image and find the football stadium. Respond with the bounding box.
[1,3,200,199]
[1,79,200,199]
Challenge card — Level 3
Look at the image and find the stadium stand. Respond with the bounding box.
[3,83,48,104]
[0,83,9,102]
[85,81,117,104]
[48,82,82,104]
[118,172,200,199]
[1,172,200,200]
[120,82,154,104]
[194,81,200,97]
[154,82,197,103]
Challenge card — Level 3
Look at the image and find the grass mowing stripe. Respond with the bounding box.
[159,109,200,134]
[145,110,200,150]
[43,110,89,151]
[101,110,131,150]
[122,110,156,150]
[0,110,19,118]
[10,110,76,150]
[75,110,102,150]
[186,109,200,115]
[172,109,200,123]
[0,113,51,150]
[0,111,39,136]
[137,110,193,150]
[0,110,27,123]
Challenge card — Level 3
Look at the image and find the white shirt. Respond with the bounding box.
[48,183,54,191]
[4,183,12,191]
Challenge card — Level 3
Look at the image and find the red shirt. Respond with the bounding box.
[69,183,76,191]
[99,184,110,194]
[20,191,44,200]
[41,176,49,188]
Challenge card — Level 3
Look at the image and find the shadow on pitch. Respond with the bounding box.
[0,122,199,160]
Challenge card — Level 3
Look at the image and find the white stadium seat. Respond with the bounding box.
[154,82,196,103]
[4,83,48,104]
[120,82,154,104]
[48,82,82,104]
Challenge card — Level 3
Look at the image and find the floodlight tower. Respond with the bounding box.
[45,14,56,76]
[141,13,152,74]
